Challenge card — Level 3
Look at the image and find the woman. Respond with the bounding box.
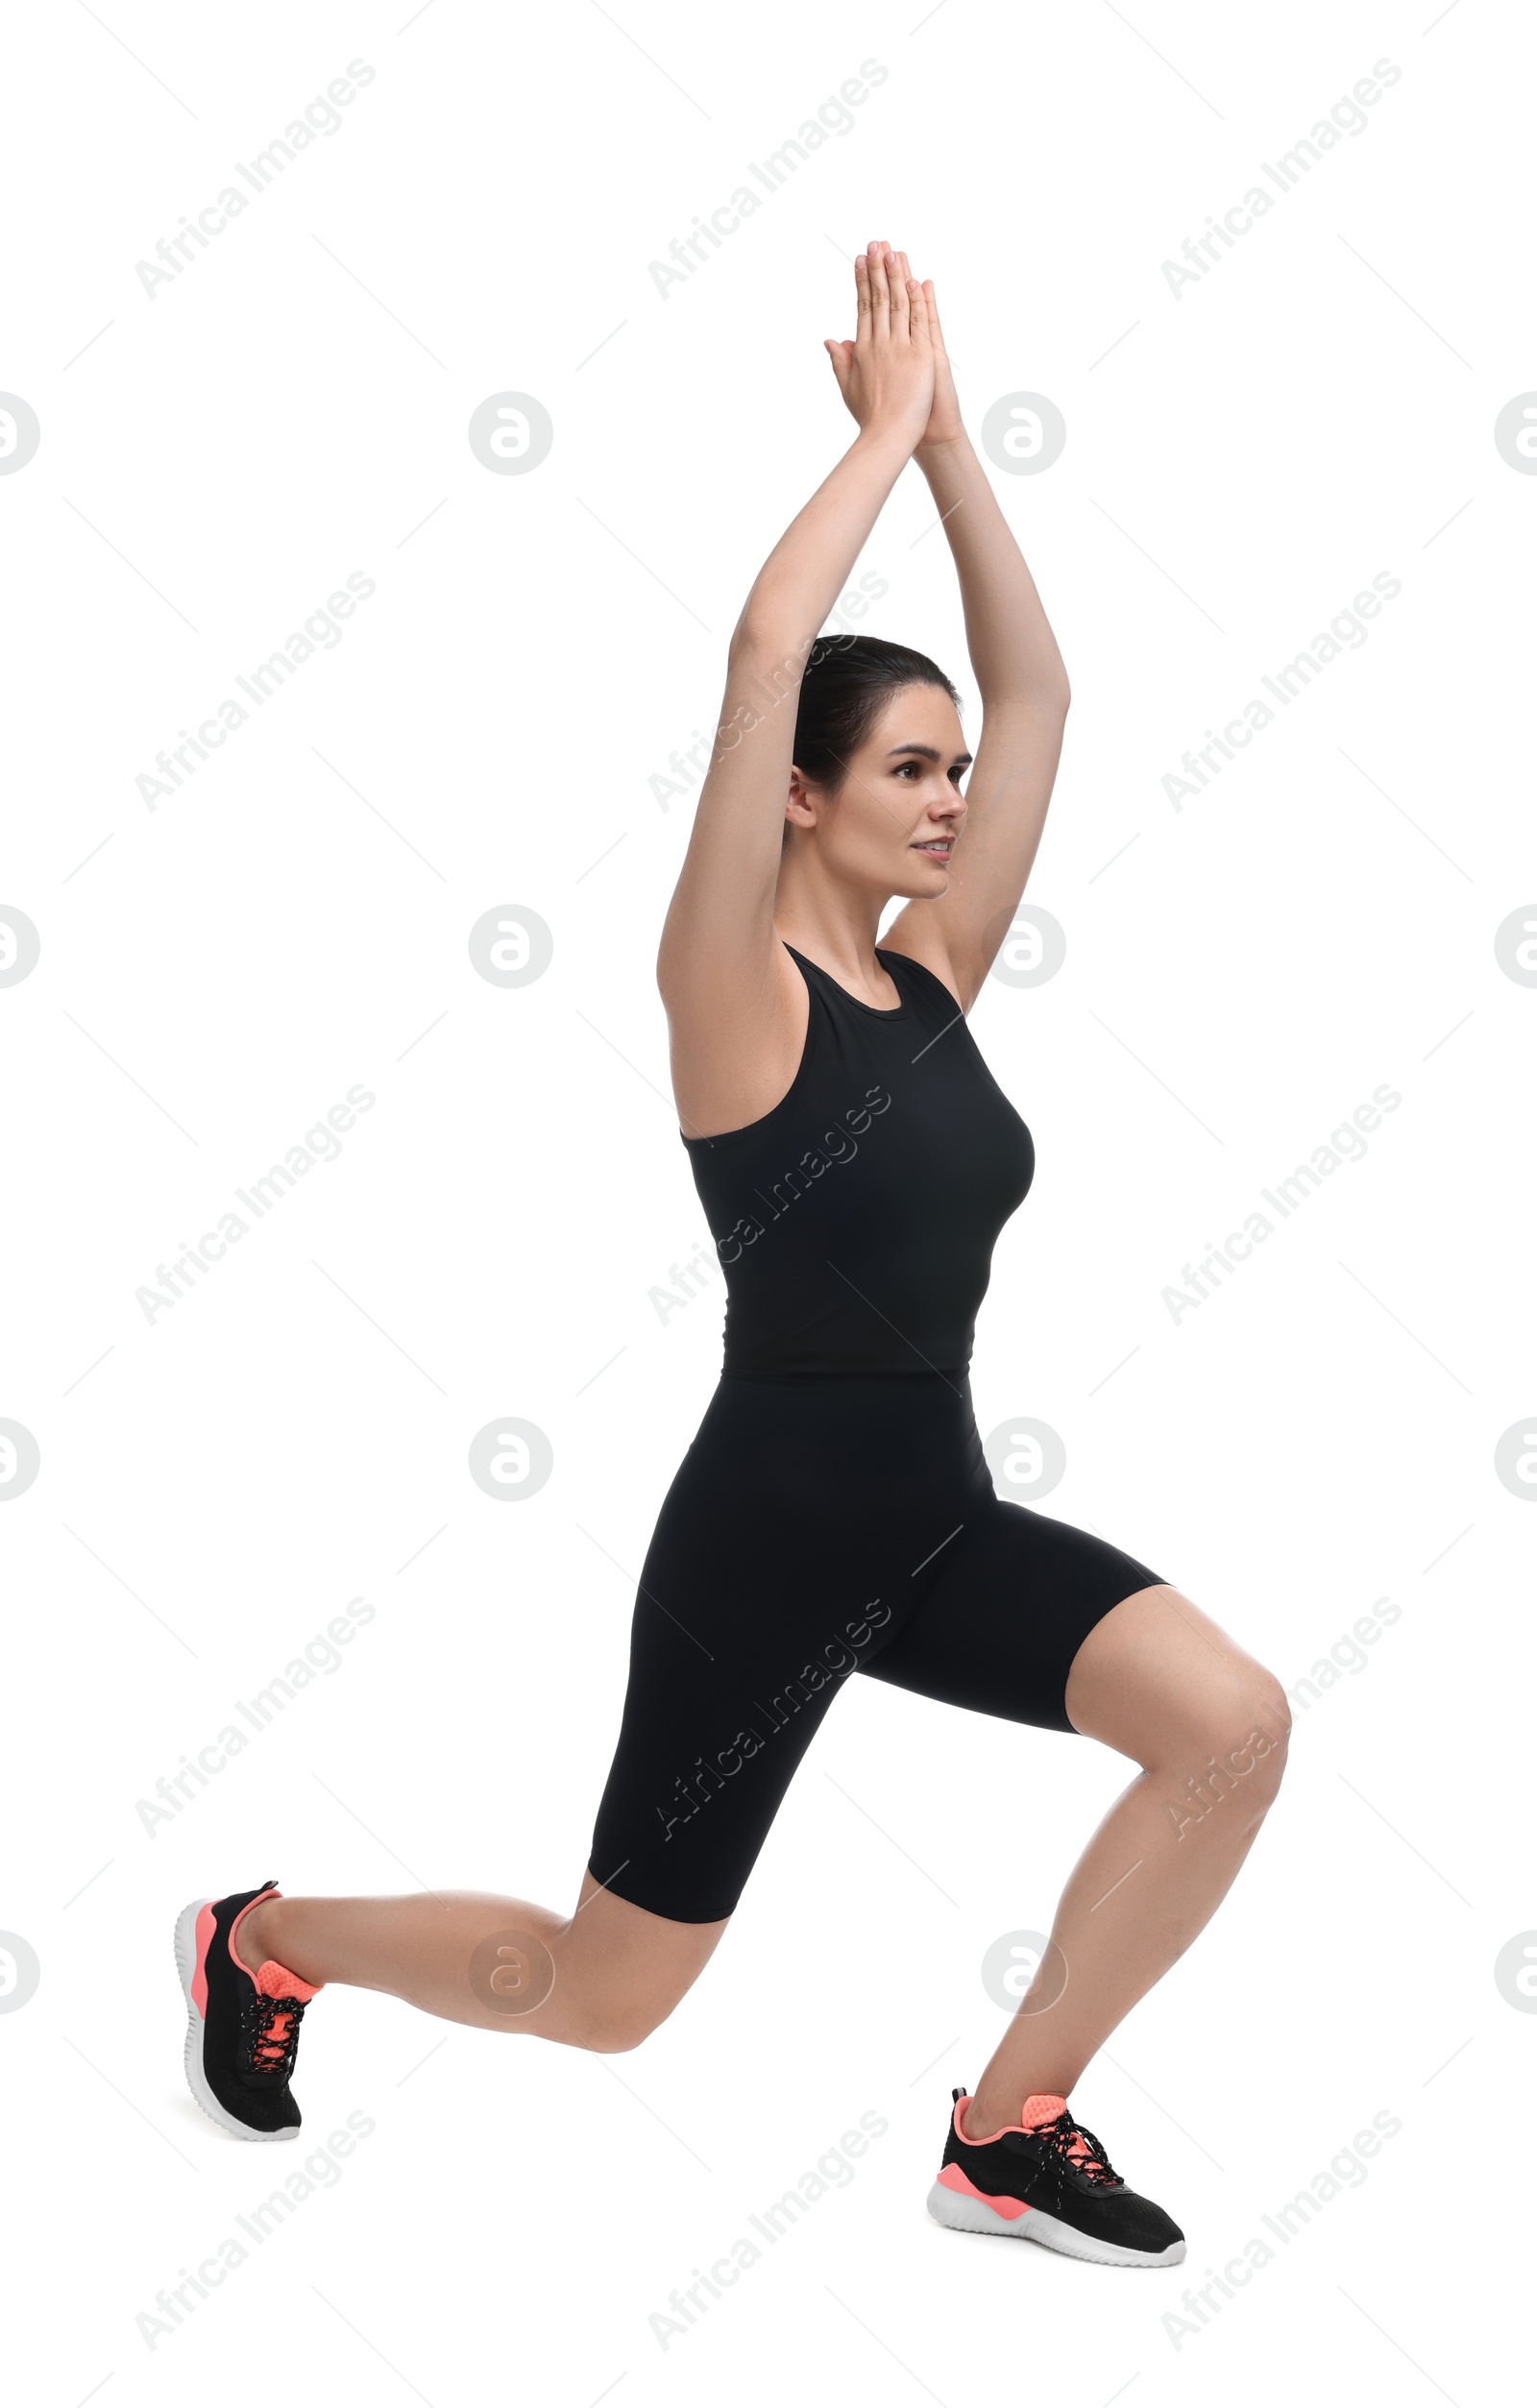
[177,243,1289,2270]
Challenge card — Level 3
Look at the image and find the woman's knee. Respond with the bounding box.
[552,1881,727,2053]
[579,1991,682,2055]
[1239,1667,1291,1764]
[1186,1668,1291,1808]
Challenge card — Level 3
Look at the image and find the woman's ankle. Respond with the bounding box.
[963,2081,1071,2140]
[233,1898,282,1976]
[962,2091,1012,2139]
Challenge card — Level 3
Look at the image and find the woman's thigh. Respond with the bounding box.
[588,1372,981,1924]
[864,1496,1288,1777]
[860,1494,1167,1733]
[1062,1584,1291,1771]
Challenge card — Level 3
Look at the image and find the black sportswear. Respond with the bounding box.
[588,942,1165,1923]
[682,941,1034,1379]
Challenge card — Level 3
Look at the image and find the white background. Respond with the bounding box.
[2,0,1532,2400]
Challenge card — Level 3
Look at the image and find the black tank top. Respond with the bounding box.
[681,942,1035,1377]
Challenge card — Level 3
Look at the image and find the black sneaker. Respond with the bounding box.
[927,2087,1185,2266]
[174,1880,322,2142]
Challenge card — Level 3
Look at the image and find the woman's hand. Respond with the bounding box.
[912,264,964,450]
[823,239,935,452]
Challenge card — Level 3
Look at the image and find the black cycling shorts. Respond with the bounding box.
[588,1368,1164,1923]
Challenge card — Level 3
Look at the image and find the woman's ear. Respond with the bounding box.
[785,766,819,834]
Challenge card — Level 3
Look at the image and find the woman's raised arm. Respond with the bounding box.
[878,255,1072,1012]
[657,247,933,1135]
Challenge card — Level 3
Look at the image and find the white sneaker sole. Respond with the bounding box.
[174,1898,298,2144]
[926,2177,1185,2266]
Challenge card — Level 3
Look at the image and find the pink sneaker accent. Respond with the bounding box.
[938,2163,1031,2220]
[190,1903,217,2020]
[1020,2092,1106,2173]
[253,1959,323,2004]
[1020,2092,1069,2127]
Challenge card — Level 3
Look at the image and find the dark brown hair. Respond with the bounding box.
[791,633,961,796]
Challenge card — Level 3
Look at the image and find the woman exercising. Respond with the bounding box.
[177,242,1289,2270]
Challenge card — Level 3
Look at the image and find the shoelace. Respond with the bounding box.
[1028,2109,1123,2188]
[240,1987,309,2079]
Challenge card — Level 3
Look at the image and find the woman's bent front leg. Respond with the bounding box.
[966,1584,1290,2134]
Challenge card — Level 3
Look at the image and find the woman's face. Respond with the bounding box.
[787,684,971,897]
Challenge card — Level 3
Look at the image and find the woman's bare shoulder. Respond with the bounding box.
[661,934,810,1141]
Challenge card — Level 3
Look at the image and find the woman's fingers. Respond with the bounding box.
[897,252,928,347]
[915,278,954,366]
[869,240,923,343]
[853,249,871,330]
[866,240,890,330]
[871,239,910,334]
[885,241,909,334]
[922,278,948,358]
